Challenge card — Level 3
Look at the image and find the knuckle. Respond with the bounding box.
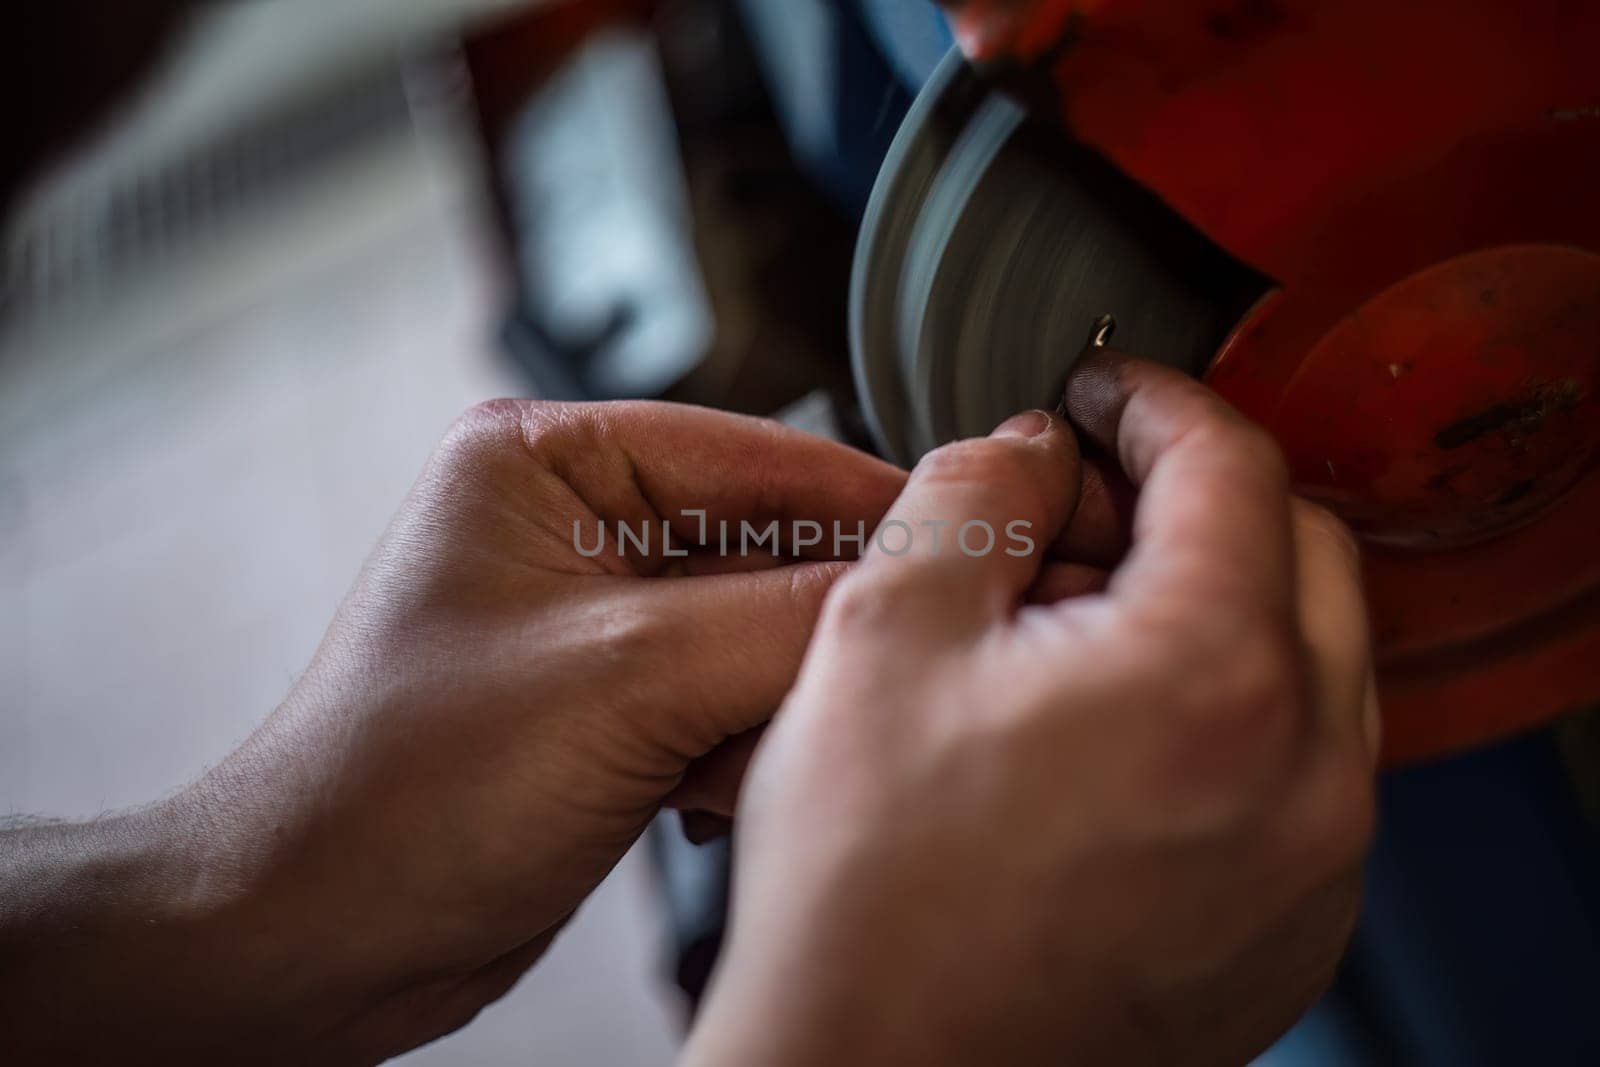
[1192,415,1290,491]
[440,399,576,472]
[787,560,848,612]
[449,397,524,438]
[1153,607,1302,720]
[582,595,674,678]
[1236,418,1290,473]
[1142,611,1305,767]
[1291,749,1378,876]
[1211,627,1302,723]
[1295,499,1362,569]
[821,569,915,634]
[441,399,526,462]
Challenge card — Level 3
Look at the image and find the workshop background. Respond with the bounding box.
[5,1,1598,1064]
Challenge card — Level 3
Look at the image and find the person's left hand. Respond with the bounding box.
[11,401,902,1064]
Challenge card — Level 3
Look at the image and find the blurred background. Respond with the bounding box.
[4,2,1597,1064]
[2,1,931,1061]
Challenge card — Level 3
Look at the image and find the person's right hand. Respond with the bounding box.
[684,354,1380,1067]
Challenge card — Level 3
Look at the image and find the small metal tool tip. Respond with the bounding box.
[1089,314,1117,349]
[1056,314,1118,418]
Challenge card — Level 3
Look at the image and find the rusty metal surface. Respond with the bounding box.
[1277,246,1600,551]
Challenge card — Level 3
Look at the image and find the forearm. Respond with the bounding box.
[3,802,224,1057]
[0,790,340,1064]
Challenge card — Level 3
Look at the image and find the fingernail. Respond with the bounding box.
[993,410,1053,439]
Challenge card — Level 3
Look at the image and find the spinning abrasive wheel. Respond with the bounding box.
[850,1,1600,764]
[851,49,1265,465]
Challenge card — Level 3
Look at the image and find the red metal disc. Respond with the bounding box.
[1224,247,1600,764]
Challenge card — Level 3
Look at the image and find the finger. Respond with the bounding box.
[604,561,851,760]
[682,463,1130,579]
[844,410,1082,627]
[666,727,765,816]
[508,401,906,570]
[1027,561,1111,605]
[673,550,791,577]
[1052,455,1136,567]
[1064,353,1295,622]
[1292,500,1380,765]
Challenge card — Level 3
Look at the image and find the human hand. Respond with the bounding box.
[2,401,902,1064]
[685,355,1379,1066]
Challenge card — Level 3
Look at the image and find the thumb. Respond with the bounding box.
[844,410,1082,628]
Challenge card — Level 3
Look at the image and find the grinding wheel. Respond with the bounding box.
[851,49,1268,465]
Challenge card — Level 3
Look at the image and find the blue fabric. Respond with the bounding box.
[1351,731,1600,1063]
[1252,729,1600,1066]
[737,0,923,214]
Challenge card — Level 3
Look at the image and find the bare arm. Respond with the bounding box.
[1,401,905,1064]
